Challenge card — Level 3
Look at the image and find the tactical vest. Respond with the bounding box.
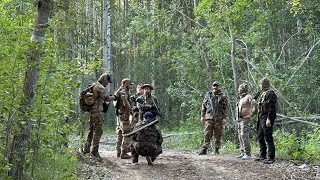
[258,89,273,113]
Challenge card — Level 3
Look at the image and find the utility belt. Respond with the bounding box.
[205,114,223,120]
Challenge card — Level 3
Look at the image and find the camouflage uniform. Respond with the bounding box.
[136,84,160,120]
[130,93,142,129]
[130,84,143,128]
[136,95,159,121]
[115,86,133,158]
[83,74,113,157]
[200,83,228,154]
[256,78,277,164]
[131,112,163,165]
[236,83,256,159]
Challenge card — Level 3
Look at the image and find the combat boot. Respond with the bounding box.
[82,144,90,154]
[132,156,139,164]
[214,148,220,155]
[151,156,157,162]
[146,156,154,166]
[263,158,274,164]
[241,153,251,160]
[91,152,101,158]
[120,153,131,159]
[254,155,266,161]
[90,152,102,162]
[236,153,244,158]
[116,147,121,158]
[198,148,207,155]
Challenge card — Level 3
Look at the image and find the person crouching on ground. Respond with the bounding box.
[131,112,163,165]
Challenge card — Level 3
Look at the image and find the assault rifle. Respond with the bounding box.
[123,119,159,137]
[136,96,169,124]
[253,91,261,100]
[205,92,217,115]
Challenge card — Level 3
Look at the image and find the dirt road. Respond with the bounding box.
[78,143,319,180]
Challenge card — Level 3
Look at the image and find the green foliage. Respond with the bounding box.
[163,132,203,151]
[275,131,303,160]
[274,130,320,163]
[1,0,320,177]
[220,140,238,155]
[28,149,78,179]
[301,129,320,163]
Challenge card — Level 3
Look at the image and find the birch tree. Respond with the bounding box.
[8,0,51,179]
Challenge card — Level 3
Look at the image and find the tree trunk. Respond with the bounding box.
[103,0,111,93]
[229,26,239,149]
[9,0,51,179]
[199,39,213,87]
[103,0,111,72]
[229,26,238,94]
[193,1,212,88]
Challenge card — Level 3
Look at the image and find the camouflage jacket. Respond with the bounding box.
[201,91,228,120]
[136,94,159,120]
[130,93,143,113]
[91,82,113,112]
[132,119,163,145]
[115,87,132,114]
[258,89,277,121]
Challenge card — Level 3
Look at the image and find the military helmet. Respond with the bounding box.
[260,78,270,90]
[98,73,112,83]
[143,111,154,119]
[238,83,248,93]
[121,78,133,85]
[212,81,220,86]
[141,84,154,90]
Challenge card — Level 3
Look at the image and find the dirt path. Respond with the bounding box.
[78,143,319,180]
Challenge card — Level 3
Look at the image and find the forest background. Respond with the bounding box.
[0,0,319,179]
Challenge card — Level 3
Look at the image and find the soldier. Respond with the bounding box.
[255,78,277,164]
[83,73,114,159]
[236,83,257,160]
[136,84,160,120]
[130,83,143,128]
[114,78,133,159]
[131,111,163,165]
[199,81,228,155]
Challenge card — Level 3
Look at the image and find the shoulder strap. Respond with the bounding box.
[206,91,212,98]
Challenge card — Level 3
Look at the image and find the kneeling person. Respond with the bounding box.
[131,112,163,165]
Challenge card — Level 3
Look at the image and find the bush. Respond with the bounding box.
[301,128,320,163]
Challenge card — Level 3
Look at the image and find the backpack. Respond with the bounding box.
[79,85,95,112]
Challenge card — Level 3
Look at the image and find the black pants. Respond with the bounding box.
[257,115,275,159]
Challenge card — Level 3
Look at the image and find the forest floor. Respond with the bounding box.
[77,138,319,180]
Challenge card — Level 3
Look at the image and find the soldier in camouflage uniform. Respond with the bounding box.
[83,73,114,159]
[255,78,277,164]
[130,83,143,129]
[236,83,257,160]
[115,78,133,159]
[131,112,163,165]
[199,81,229,155]
[136,84,160,120]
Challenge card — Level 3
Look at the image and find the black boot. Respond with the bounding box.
[198,148,207,155]
[82,144,90,154]
[132,155,139,164]
[151,156,157,162]
[214,148,220,155]
[146,156,154,166]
